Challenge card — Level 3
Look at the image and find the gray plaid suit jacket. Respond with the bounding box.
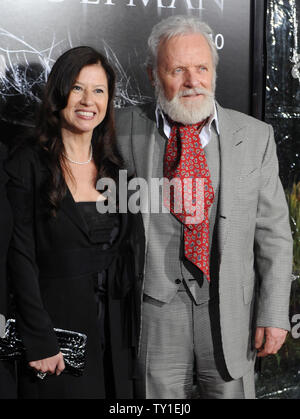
[115,102,293,379]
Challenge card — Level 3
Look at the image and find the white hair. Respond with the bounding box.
[147,15,219,70]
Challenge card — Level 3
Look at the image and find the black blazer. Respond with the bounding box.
[0,142,13,330]
[5,145,145,378]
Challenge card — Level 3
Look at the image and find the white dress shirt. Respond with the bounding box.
[155,101,220,147]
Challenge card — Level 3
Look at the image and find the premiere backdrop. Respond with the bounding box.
[0,0,299,398]
[255,0,300,399]
[0,0,254,128]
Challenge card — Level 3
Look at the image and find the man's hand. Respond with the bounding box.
[255,327,288,357]
[29,352,65,376]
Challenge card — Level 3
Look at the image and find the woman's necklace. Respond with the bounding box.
[63,145,93,165]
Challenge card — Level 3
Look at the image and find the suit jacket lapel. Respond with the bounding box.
[38,162,91,238]
[60,188,90,238]
[216,104,247,256]
[131,105,157,239]
[131,105,156,180]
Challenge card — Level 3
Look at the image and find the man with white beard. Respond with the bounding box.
[116,15,293,399]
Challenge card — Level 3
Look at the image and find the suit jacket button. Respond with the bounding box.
[175,278,182,285]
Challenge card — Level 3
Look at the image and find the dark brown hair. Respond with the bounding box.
[36,46,123,215]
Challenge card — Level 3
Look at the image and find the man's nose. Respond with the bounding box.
[183,70,201,88]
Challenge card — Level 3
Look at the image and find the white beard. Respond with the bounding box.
[155,76,215,125]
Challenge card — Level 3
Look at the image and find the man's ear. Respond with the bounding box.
[147,66,155,87]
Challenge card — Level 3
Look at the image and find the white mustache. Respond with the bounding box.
[178,88,214,98]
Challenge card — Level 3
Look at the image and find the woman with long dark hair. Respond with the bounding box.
[5,46,144,399]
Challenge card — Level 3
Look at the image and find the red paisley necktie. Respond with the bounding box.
[163,119,214,281]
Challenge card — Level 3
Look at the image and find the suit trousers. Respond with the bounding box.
[136,287,255,399]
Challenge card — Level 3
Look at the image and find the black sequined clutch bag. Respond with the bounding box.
[0,319,87,378]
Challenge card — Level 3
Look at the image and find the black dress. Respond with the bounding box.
[76,202,121,398]
[5,146,144,399]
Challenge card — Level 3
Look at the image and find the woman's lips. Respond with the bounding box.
[75,110,96,119]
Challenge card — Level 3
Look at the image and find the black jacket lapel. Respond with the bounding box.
[60,188,90,238]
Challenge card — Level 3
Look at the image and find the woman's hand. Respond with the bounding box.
[29,352,65,376]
